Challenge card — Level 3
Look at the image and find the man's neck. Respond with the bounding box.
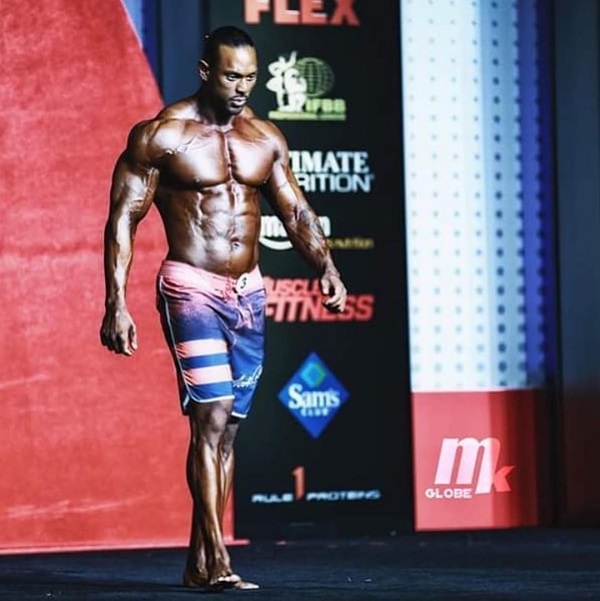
[194,91,235,128]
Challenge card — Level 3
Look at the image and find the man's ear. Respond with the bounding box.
[198,60,209,81]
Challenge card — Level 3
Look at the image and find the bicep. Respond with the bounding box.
[109,153,159,224]
[262,157,311,222]
[260,123,308,216]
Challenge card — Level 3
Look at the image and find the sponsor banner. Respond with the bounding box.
[207,1,411,536]
[278,352,350,438]
[289,149,375,193]
[412,389,549,530]
[266,52,347,121]
[244,0,361,27]
[264,276,374,322]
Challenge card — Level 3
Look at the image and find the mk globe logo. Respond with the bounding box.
[425,437,515,500]
[266,52,346,121]
[278,352,349,438]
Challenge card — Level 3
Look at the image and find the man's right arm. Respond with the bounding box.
[100,122,159,356]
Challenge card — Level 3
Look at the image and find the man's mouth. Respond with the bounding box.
[230,96,246,107]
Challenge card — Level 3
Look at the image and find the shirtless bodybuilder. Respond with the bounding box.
[100,26,347,590]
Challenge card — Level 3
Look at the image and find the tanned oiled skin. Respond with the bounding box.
[100,40,346,589]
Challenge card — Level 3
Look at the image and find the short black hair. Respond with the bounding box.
[202,26,255,66]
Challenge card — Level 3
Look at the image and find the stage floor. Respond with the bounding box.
[0,528,598,600]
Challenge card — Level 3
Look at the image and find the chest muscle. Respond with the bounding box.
[159,131,272,189]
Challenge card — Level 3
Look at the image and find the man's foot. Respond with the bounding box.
[183,570,259,591]
[217,575,259,590]
[230,580,259,590]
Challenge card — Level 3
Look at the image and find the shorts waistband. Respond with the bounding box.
[158,260,264,296]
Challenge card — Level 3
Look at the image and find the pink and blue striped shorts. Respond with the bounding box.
[156,260,265,419]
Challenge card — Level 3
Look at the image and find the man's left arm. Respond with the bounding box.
[261,126,347,313]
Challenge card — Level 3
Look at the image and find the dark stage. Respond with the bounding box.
[0,528,598,600]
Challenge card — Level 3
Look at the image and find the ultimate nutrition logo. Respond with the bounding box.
[290,150,375,194]
[266,52,346,121]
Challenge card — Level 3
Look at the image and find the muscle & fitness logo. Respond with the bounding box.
[263,276,374,323]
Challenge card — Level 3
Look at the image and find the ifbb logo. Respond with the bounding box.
[425,437,515,500]
[266,52,346,121]
[244,0,360,26]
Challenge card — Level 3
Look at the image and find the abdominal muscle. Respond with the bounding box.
[154,182,262,278]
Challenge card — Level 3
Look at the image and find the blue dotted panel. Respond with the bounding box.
[400,0,544,391]
[516,0,550,386]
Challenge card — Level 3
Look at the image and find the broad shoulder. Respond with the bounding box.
[124,99,197,164]
[238,108,288,154]
[240,107,282,136]
[155,97,199,123]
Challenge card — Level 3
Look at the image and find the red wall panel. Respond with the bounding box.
[0,0,198,553]
[412,390,550,530]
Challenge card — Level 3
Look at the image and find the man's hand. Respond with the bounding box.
[320,271,347,314]
[100,307,138,356]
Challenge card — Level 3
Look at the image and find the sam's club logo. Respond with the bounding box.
[278,352,349,438]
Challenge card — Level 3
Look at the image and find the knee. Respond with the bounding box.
[219,420,240,461]
[189,403,231,450]
[220,440,234,463]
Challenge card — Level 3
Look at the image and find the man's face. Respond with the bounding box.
[204,44,258,115]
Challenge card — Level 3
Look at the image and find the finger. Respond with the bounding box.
[320,279,331,296]
[323,295,345,312]
[101,327,120,352]
[324,286,346,304]
[122,337,134,356]
[129,325,138,351]
[111,330,130,356]
[103,334,120,352]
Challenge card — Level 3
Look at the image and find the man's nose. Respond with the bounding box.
[236,79,251,94]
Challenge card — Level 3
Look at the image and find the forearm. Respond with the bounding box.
[264,147,340,276]
[286,208,339,277]
[103,216,135,310]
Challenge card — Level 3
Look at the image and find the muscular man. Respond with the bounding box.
[100,26,347,590]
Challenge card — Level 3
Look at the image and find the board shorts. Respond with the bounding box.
[156,260,266,419]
